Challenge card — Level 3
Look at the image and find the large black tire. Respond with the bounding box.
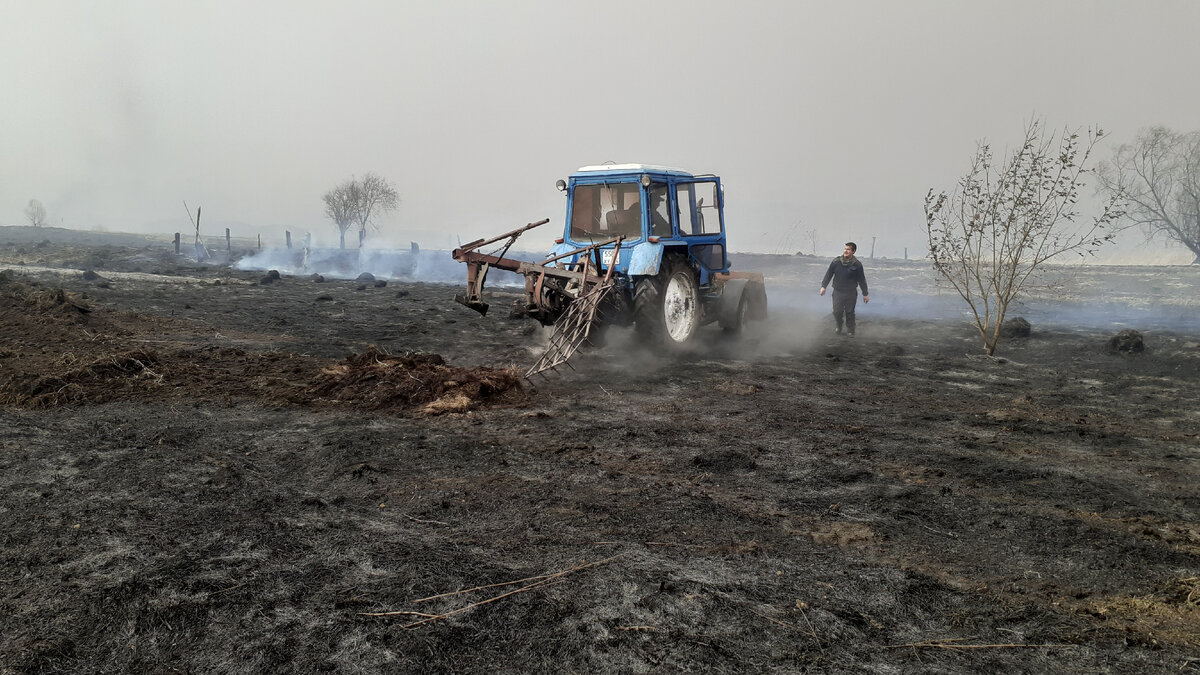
[634,257,701,349]
[632,276,662,343]
[720,294,749,333]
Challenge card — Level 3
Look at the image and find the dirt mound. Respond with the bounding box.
[0,273,91,324]
[0,349,160,407]
[1000,316,1032,337]
[307,346,526,414]
[0,279,525,415]
[1108,328,1145,354]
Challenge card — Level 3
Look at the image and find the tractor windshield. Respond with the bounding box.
[570,183,642,241]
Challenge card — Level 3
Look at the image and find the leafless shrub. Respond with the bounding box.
[925,118,1125,355]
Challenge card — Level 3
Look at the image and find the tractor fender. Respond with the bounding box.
[627,241,665,276]
[716,278,750,325]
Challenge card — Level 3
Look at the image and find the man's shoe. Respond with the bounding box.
[835,327,843,335]
[847,332,855,338]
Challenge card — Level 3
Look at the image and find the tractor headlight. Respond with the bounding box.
[639,174,651,187]
[555,179,567,192]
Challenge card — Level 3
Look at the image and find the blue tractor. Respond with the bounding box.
[453,164,767,374]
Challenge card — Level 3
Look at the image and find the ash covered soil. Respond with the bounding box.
[1,228,1199,673]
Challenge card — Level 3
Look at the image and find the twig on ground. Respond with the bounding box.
[404,514,449,526]
[886,638,1074,650]
[361,555,622,628]
[751,605,824,654]
[615,625,657,632]
[797,602,825,654]
[367,578,567,628]
[414,555,622,603]
[208,583,246,596]
[752,610,812,637]
[412,573,555,604]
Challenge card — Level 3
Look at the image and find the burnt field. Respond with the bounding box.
[1,227,1199,673]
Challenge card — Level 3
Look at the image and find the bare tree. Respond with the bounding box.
[352,172,400,243]
[323,173,400,248]
[1096,126,1200,263]
[25,199,46,228]
[924,119,1125,356]
[323,179,357,249]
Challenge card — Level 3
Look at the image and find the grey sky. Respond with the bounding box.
[3,1,1199,258]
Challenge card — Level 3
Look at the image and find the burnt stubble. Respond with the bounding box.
[1,229,1198,673]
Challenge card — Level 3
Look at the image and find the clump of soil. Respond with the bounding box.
[1108,328,1145,354]
[308,346,526,414]
[0,273,91,324]
[1000,316,1032,338]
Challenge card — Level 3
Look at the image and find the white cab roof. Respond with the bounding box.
[576,163,690,174]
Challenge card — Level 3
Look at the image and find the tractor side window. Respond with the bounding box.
[677,185,697,235]
[695,182,721,235]
[677,181,722,236]
[649,184,671,238]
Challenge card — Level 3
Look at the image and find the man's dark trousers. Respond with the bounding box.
[832,289,858,334]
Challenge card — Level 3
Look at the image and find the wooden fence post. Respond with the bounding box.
[226,228,231,250]
[174,232,180,254]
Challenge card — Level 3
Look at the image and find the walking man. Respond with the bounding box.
[819,242,869,336]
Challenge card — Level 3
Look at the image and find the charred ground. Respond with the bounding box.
[1,228,1198,673]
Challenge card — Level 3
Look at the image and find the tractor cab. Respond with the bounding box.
[550,164,729,285]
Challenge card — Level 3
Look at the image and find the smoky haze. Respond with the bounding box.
[3,2,1200,263]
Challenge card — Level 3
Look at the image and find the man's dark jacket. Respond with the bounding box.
[821,256,868,295]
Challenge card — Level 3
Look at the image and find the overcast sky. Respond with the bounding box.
[3,1,1199,258]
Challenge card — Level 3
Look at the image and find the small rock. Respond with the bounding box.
[356,272,375,282]
[374,279,387,288]
[310,273,325,283]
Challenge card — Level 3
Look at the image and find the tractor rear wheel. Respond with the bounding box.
[634,257,701,349]
[720,294,749,333]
